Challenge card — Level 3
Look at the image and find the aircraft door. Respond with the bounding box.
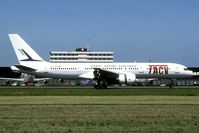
[139,65,144,74]
[175,66,180,74]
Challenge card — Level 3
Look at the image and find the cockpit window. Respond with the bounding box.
[184,68,188,71]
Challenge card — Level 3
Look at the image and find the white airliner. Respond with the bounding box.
[0,73,49,86]
[9,34,193,88]
[0,67,49,86]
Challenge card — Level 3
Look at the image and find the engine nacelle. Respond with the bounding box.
[118,72,136,85]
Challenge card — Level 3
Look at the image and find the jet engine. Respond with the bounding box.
[117,72,136,85]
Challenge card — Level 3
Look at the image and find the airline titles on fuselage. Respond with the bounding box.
[90,64,137,68]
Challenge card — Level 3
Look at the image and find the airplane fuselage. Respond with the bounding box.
[19,61,193,79]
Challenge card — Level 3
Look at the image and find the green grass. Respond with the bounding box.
[0,87,199,132]
[0,86,199,96]
[0,96,199,105]
[0,104,199,133]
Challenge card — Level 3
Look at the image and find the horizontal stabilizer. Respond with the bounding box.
[15,65,36,72]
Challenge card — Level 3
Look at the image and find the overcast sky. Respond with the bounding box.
[0,0,199,66]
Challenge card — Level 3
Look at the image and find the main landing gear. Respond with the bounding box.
[94,80,108,89]
[93,69,108,89]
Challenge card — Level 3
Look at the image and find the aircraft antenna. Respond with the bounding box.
[86,38,90,51]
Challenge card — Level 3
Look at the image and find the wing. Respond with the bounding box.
[93,68,136,88]
[34,78,50,81]
[93,68,118,79]
[0,77,24,82]
[78,68,119,80]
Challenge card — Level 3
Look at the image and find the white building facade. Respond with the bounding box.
[49,48,113,63]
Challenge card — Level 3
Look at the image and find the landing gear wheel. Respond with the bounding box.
[101,84,107,89]
[93,81,108,89]
[94,85,100,89]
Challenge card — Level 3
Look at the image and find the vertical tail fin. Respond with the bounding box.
[8,34,44,64]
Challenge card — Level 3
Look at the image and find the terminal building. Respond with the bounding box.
[49,48,114,63]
